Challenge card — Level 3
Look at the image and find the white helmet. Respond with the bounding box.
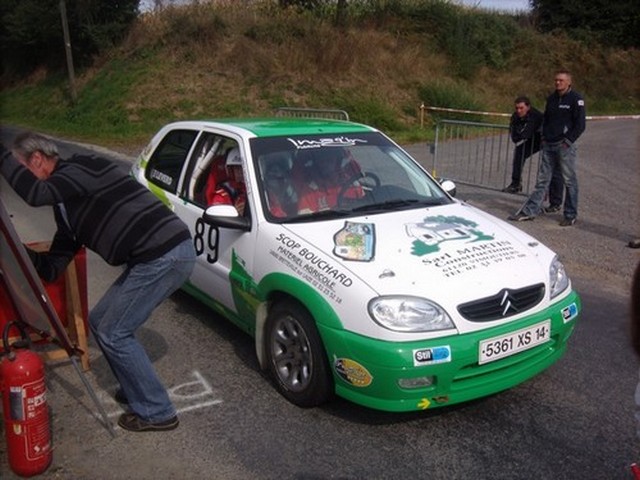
[226,147,242,167]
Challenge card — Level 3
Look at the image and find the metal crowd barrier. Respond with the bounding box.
[431,119,541,194]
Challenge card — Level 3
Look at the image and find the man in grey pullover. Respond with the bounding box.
[1,131,196,432]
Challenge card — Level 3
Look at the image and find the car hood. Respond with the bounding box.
[281,202,556,311]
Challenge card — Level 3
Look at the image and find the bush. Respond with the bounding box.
[323,1,518,78]
[531,0,640,49]
[0,0,138,78]
[418,80,483,112]
[163,4,227,46]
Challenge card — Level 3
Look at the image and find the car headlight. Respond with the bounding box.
[368,296,455,332]
[549,256,569,298]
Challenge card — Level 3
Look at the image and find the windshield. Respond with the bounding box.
[251,131,452,222]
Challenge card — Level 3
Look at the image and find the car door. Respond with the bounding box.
[171,128,257,330]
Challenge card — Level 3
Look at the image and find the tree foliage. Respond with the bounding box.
[530,0,640,48]
[0,0,139,77]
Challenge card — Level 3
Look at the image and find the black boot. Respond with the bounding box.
[502,183,522,194]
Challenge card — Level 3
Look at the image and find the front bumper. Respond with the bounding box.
[319,290,580,412]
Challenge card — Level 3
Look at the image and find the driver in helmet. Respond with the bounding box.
[207,147,246,215]
[262,156,297,219]
[296,147,363,214]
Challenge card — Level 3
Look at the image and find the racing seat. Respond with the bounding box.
[204,154,229,206]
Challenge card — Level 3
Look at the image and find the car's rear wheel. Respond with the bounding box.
[264,300,333,407]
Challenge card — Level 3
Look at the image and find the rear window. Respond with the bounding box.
[146,129,198,193]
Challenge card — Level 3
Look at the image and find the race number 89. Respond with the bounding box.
[194,218,219,264]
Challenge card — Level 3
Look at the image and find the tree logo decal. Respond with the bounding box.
[406,215,494,255]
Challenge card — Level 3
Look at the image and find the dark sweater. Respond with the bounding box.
[1,151,191,281]
[542,88,586,144]
[510,107,542,156]
[510,107,543,144]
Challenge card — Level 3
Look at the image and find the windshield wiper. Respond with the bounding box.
[285,209,352,223]
[352,198,443,213]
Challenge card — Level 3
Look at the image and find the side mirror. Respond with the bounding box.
[439,179,457,198]
[202,205,251,231]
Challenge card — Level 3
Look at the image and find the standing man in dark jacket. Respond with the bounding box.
[509,69,586,226]
[503,96,543,193]
[0,131,196,432]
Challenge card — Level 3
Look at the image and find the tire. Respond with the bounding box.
[264,300,333,407]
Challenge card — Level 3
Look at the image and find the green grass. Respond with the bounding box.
[1,56,158,145]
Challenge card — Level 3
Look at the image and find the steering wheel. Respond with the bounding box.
[336,172,381,207]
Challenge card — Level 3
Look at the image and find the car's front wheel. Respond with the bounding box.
[264,300,333,407]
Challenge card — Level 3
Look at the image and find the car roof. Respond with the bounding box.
[168,117,377,138]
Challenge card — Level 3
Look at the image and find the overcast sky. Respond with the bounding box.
[140,0,532,13]
[457,0,531,11]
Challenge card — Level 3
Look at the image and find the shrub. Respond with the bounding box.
[0,0,138,78]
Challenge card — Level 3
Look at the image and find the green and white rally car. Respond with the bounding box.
[132,115,580,412]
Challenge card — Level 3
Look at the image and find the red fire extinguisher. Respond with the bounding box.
[0,321,52,477]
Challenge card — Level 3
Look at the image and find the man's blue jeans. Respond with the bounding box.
[521,140,579,219]
[89,239,196,422]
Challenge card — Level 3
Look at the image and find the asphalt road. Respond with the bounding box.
[1,120,638,479]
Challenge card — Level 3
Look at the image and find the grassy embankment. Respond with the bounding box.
[1,1,638,150]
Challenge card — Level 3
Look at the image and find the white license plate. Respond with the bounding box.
[478,320,551,365]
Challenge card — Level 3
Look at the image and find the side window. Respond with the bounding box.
[146,129,198,194]
[184,135,241,209]
[183,132,221,204]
